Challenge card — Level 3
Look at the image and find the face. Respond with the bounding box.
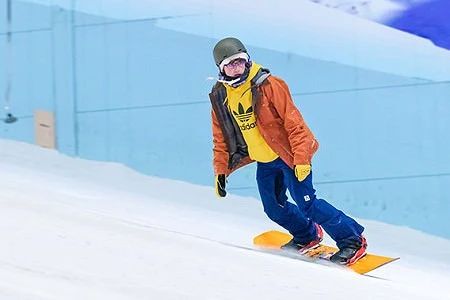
[223,58,247,77]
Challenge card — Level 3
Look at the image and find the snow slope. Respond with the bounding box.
[1,139,450,299]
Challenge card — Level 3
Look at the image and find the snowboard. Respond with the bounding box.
[253,230,399,275]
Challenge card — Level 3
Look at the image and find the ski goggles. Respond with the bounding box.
[223,58,247,70]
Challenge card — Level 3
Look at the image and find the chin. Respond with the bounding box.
[230,73,243,77]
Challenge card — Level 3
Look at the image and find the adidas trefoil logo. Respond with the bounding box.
[233,103,253,123]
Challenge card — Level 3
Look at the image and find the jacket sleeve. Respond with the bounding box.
[211,109,230,175]
[267,77,317,165]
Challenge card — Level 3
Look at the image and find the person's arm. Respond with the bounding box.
[265,77,315,165]
[211,109,230,175]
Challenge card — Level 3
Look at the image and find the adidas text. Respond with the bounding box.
[240,122,257,131]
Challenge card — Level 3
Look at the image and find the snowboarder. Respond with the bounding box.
[209,37,367,265]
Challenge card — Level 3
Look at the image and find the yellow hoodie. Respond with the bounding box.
[225,63,279,163]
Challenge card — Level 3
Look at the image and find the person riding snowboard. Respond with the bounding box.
[209,37,367,265]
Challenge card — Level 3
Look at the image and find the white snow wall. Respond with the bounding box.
[0,0,449,238]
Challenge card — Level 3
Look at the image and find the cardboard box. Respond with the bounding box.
[34,110,56,149]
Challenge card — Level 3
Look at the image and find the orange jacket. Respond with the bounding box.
[209,68,319,176]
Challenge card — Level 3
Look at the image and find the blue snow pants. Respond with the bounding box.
[256,158,364,249]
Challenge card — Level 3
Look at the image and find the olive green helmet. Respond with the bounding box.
[213,37,248,67]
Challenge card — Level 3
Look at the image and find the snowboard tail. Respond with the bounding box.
[253,230,399,275]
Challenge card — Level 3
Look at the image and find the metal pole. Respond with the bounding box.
[3,0,17,123]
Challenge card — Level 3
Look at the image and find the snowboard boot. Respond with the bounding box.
[330,235,367,265]
[281,223,324,254]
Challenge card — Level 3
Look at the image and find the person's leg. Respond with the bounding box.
[256,158,317,243]
[281,162,364,249]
